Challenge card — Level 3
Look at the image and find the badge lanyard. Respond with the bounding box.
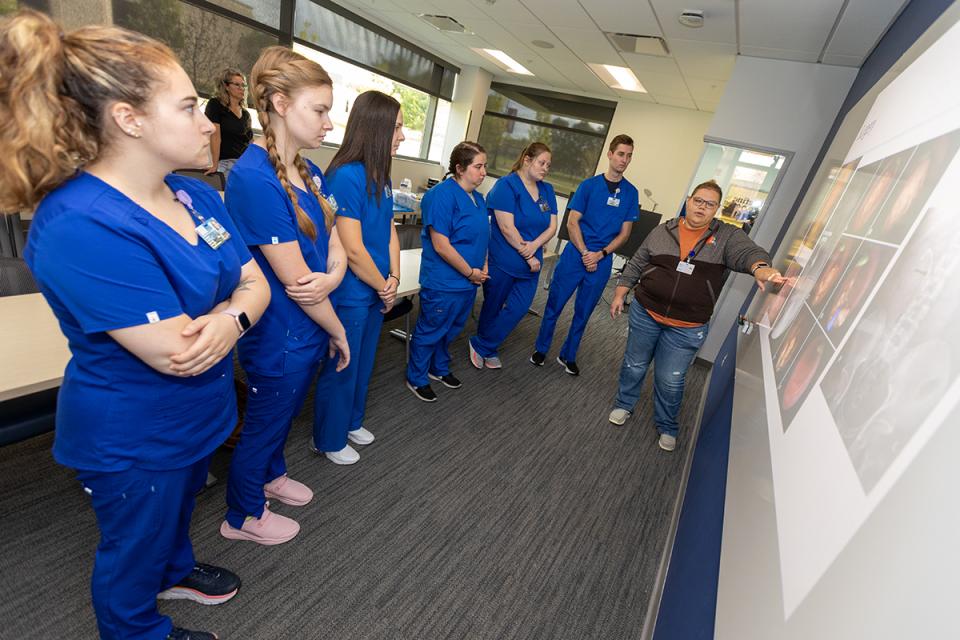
[607,187,621,207]
[676,229,715,276]
[312,175,338,214]
[175,189,230,250]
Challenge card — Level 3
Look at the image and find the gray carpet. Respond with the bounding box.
[0,280,708,640]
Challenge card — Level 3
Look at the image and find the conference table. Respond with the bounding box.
[0,248,423,404]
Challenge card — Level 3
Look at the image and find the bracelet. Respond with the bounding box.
[464,267,476,278]
[387,274,400,284]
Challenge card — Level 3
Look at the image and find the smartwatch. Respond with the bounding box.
[221,309,251,337]
[601,248,609,257]
[750,262,770,276]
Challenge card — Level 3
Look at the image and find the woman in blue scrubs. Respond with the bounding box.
[405,142,490,401]
[222,47,350,545]
[4,12,270,640]
[468,142,558,369]
[312,91,404,465]
[532,134,639,375]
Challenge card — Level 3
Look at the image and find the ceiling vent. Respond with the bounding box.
[605,32,670,56]
[419,14,472,34]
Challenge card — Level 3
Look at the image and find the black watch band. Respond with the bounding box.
[601,248,609,257]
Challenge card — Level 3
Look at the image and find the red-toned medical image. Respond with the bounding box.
[807,237,861,315]
[844,149,913,236]
[799,161,857,250]
[868,129,960,243]
[756,261,803,326]
[771,303,816,385]
[818,242,896,343]
[778,324,834,432]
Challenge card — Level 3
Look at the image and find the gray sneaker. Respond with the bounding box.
[608,408,631,425]
[658,433,676,451]
[484,355,502,369]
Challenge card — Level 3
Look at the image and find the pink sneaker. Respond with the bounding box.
[219,503,300,545]
[264,474,313,507]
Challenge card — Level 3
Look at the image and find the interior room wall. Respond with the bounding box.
[697,56,858,362]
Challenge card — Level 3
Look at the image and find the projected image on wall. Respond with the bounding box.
[843,148,913,237]
[820,203,960,492]
[817,242,896,343]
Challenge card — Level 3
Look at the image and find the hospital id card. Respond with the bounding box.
[606,196,620,207]
[676,261,695,275]
[196,217,231,249]
[539,201,551,213]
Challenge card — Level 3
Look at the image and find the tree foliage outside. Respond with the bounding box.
[392,83,427,132]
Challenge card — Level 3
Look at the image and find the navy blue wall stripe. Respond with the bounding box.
[654,1,955,637]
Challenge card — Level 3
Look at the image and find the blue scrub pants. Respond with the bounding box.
[470,264,539,358]
[406,287,476,387]
[76,456,211,640]
[313,300,384,451]
[614,303,708,437]
[534,245,611,362]
[225,363,320,529]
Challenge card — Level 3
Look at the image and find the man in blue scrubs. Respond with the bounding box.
[531,134,639,375]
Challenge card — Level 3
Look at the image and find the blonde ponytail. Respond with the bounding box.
[0,9,177,211]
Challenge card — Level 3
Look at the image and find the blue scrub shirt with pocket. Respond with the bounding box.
[486,172,557,278]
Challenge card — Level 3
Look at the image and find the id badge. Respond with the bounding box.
[607,196,620,207]
[196,217,231,249]
[327,194,339,213]
[676,261,695,275]
[384,185,393,199]
[539,200,550,213]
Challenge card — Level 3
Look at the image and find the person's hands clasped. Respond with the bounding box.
[518,241,536,260]
[286,271,338,306]
[328,329,351,372]
[581,250,602,269]
[754,266,787,292]
[203,165,218,176]
[467,267,489,285]
[526,256,541,273]
[170,313,239,377]
[379,275,399,313]
[610,295,626,319]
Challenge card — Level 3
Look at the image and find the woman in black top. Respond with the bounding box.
[205,67,253,179]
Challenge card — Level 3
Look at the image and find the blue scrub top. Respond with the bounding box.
[225,145,330,376]
[568,174,640,251]
[24,173,252,473]
[486,172,557,279]
[328,161,393,306]
[419,178,489,292]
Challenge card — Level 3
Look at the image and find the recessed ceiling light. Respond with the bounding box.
[588,63,647,92]
[473,48,534,75]
[531,40,554,49]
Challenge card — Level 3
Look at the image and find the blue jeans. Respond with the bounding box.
[614,303,708,437]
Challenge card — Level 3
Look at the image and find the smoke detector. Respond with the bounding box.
[678,9,704,28]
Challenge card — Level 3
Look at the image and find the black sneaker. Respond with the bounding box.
[429,372,462,389]
[157,563,240,605]
[167,628,219,640]
[529,351,546,366]
[406,380,438,402]
[557,356,580,376]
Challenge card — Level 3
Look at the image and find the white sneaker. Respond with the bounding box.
[608,408,631,426]
[325,445,360,465]
[347,427,375,446]
[658,433,677,452]
[468,340,484,369]
[484,356,502,369]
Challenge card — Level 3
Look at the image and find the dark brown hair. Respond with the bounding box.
[327,90,400,204]
[691,180,723,202]
[250,46,334,238]
[445,140,486,179]
[609,134,634,152]
[0,9,178,211]
[510,141,551,174]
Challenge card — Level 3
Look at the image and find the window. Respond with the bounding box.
[293,45,452,160]
[478,84,616,195]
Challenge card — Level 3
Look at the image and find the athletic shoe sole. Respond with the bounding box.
[468,342,484,369]
[406,380,438,402]
[484,358,502,369]
[608,412,630,426]
[529,355,545,366]
[428,373,462,389]
[556,356,578,375]
[157,584,239,605]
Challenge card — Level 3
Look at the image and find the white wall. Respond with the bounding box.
[598,101,714,214]
[698,56,858,362]
[302,147,445,193]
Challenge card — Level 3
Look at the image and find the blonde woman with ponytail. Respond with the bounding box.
[221,46,349,545]
[1,10,270,640]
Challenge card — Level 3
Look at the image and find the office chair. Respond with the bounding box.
[0,257,39,297]
[174,169,226,191]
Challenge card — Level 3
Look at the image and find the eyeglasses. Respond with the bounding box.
[691,196,719,209]
[227,81,247,88]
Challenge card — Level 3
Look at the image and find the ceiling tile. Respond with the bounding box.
[739,45,820,63]
[820,53,864,67]
[580,0,661,36]
[822,0,907,60]
[653,94,697,110]
[650,0,736,44]
[739,0,843,54]
[620,51,681,75]
[632,70,690,98]
[471,0,541,27]
[432,0,489,20]
[685,77,725,102]
[669,39,737,80]
[693,97,720,112]
[549,27,622,66]
[517,0,591,30]
[613,89,656,103]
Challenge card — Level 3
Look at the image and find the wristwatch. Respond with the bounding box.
[601,248,609,257]
[221,309,251,337]
[750,262,770,276]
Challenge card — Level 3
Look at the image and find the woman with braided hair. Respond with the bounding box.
[1,10,271,640]
[221,46,350,545]
[312,90,404,465]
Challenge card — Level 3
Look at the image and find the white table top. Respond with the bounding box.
[397,248,422,298]
[0,293,69,402]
